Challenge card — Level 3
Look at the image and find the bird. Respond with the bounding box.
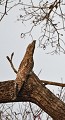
[15,40,36,96]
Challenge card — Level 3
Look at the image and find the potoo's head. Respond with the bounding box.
[26,40,36,55]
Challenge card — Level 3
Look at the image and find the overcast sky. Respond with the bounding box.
[0,0,65,93]
[0,1,65,120]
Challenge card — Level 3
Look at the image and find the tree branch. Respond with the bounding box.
[0,40,65,119]
[40,79,65,87]
[6,49,65,88]
[0,72,65,119]
[6,52,17,74]
[0,0,8,21]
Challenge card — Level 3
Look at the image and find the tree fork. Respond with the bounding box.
[0,40,65,120]
[0,72,65,120]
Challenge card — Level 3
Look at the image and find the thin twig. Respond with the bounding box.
[0,0,8,21]
[40,80,65,87]
[6,52,17,74]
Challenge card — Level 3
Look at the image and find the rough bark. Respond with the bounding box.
[1,41,65,120]
[0,72,65,120]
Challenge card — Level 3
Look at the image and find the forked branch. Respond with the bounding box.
[6,51,65,87]
[0,41,65,120]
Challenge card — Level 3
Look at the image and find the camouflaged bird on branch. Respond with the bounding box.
[15,40,36,97]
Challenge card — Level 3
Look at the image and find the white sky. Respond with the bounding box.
[0,0,65,92]
[0,1,65,119]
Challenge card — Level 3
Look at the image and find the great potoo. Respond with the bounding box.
[15,40,36,94]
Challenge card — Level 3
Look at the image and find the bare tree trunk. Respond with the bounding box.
[0,72,65,120]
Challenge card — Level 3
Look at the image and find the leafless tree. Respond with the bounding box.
[0,0,65,120]
[0,0,65,54]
